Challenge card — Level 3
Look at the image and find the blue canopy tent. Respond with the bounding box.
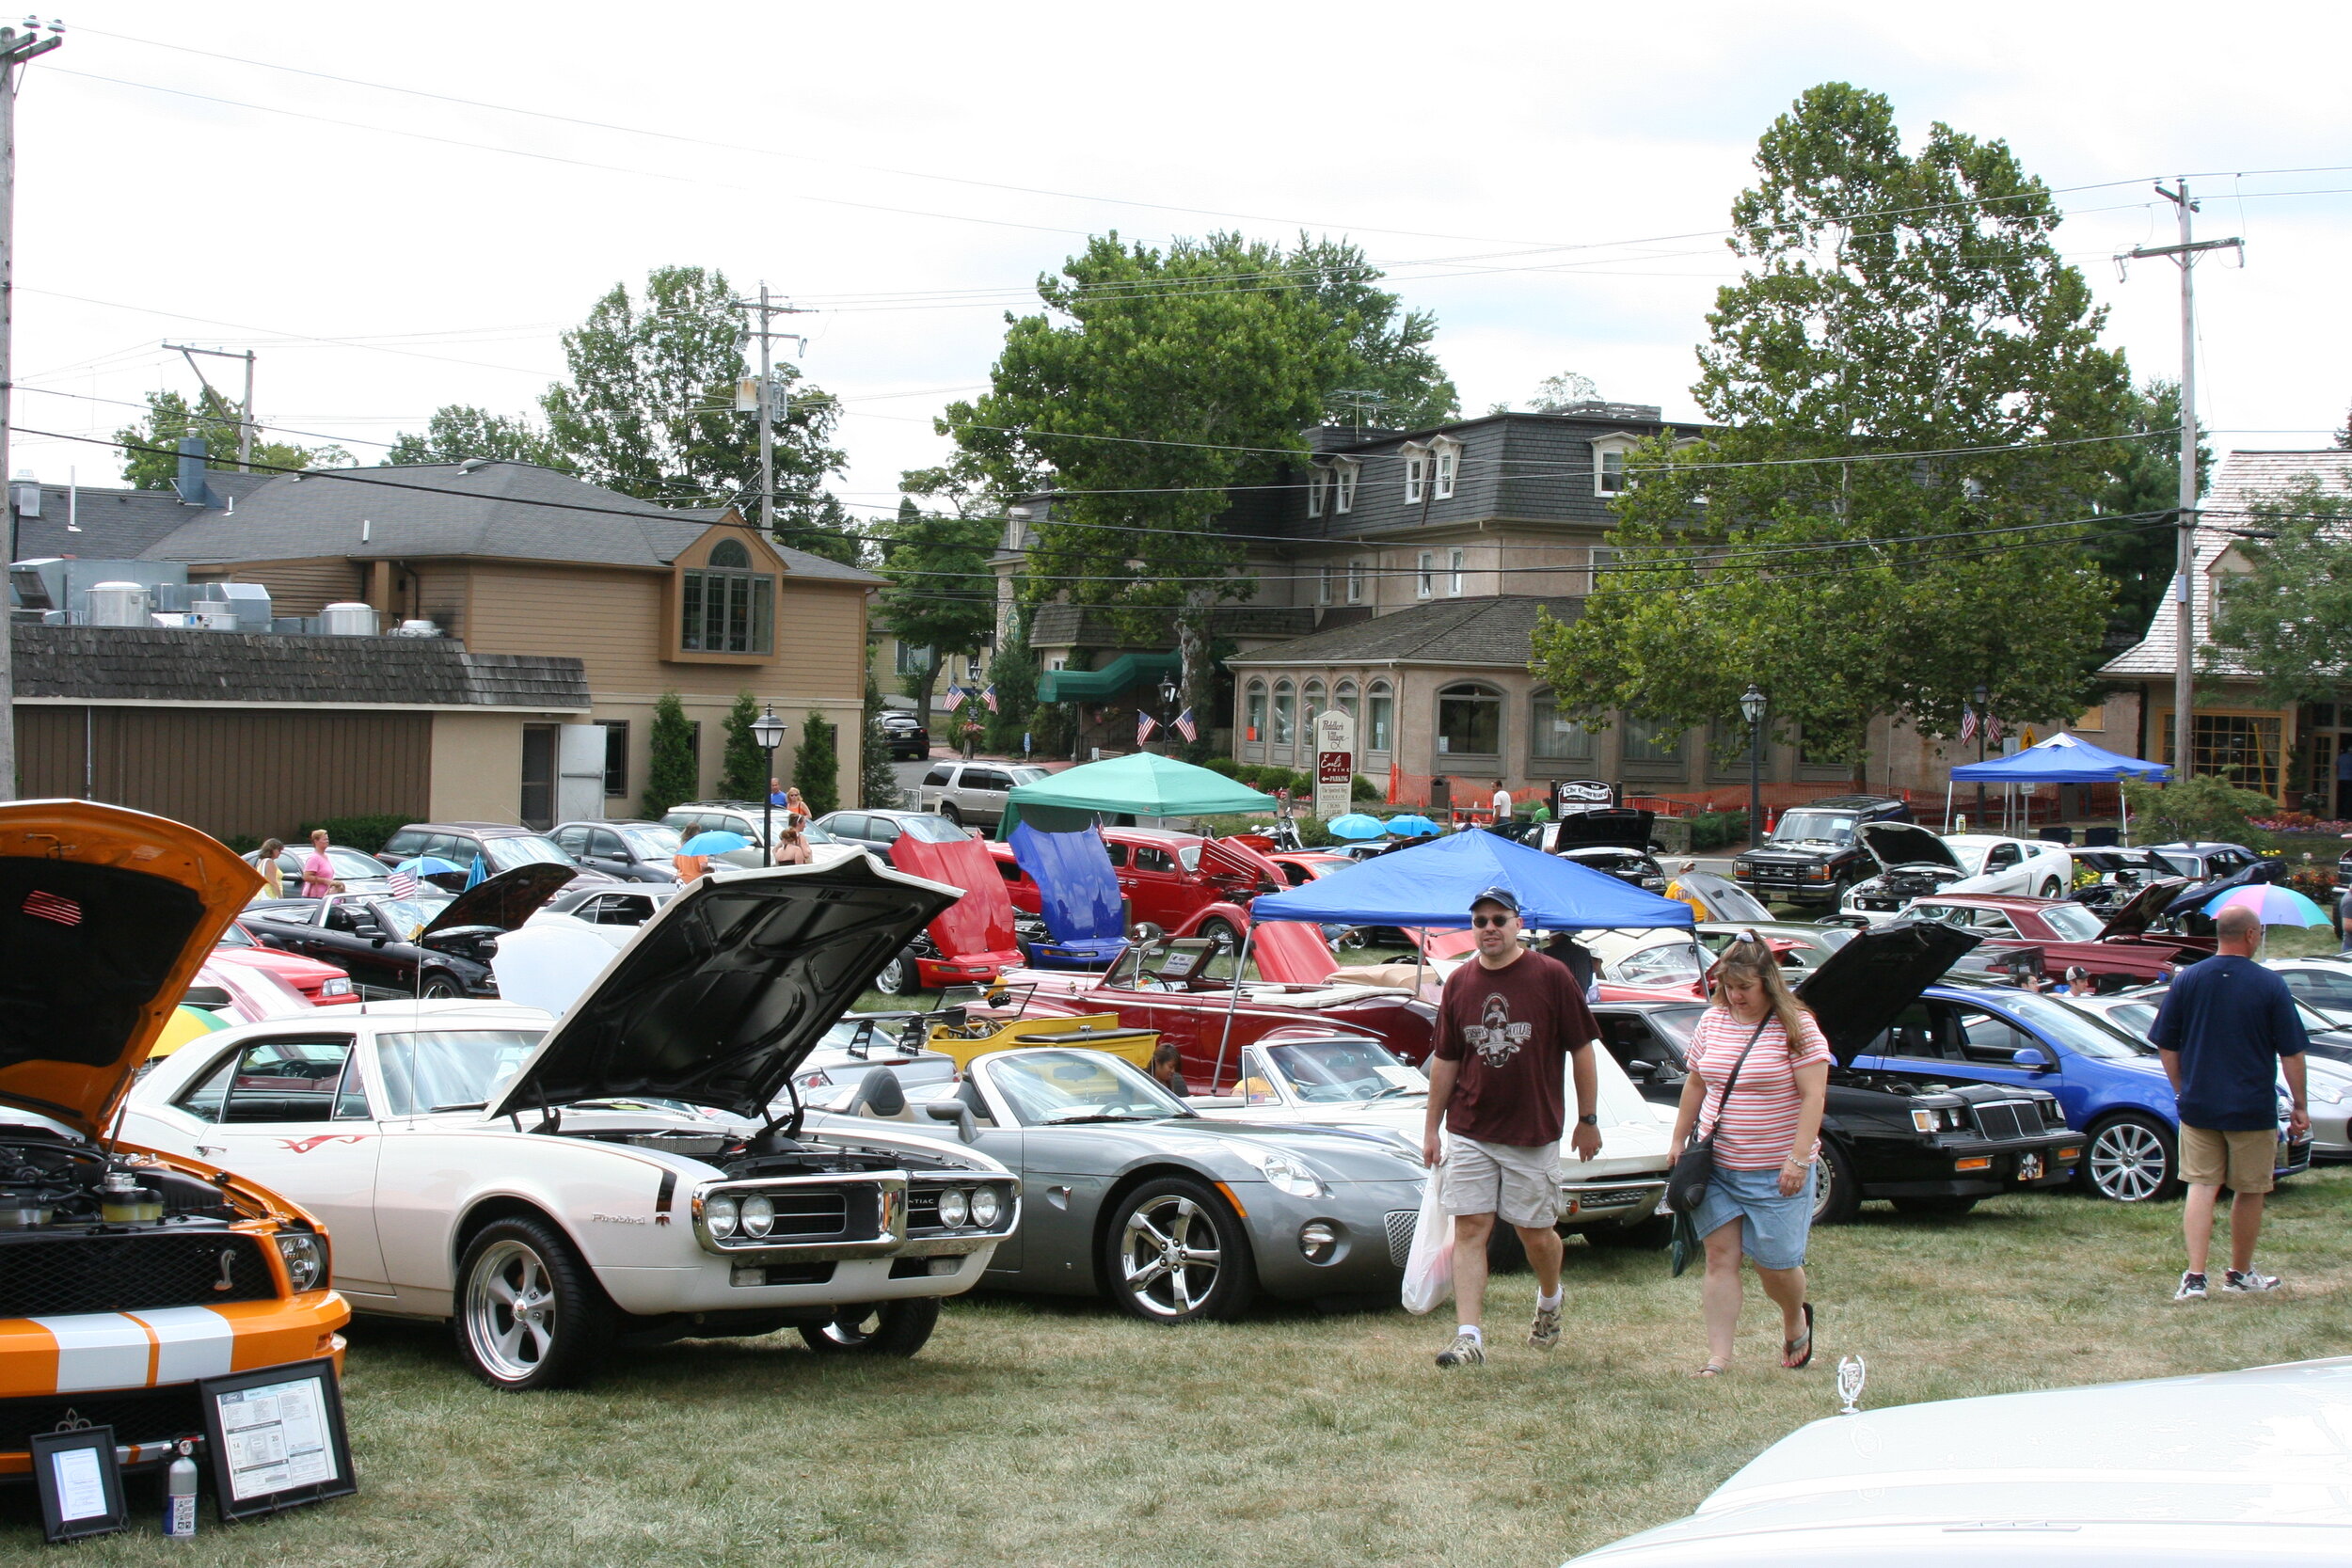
[1945,732,2171,843]
[1008,823,1128,969]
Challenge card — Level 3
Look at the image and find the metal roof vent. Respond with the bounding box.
[458,457,490,473]
[320,602,378,636]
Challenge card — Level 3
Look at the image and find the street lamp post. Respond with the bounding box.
[1971,682,1990,832]
[1157,673,1179,752]
[751,705,787,865]
[1740,685,1766,852]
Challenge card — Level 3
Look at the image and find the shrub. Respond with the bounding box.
[1202,757,1244,779]
[218,832,262,855]
[717,690,769,800]
[2122,775,2277,851]
[793,711,841,817]
[641,691,698,819]
[1352,774,1380,802]
[1684,810,1751,852]
[297,814,417,856]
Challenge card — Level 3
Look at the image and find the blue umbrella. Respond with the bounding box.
[1326,813,1388,841]
[393,856,465,878]
[679,830,752,856]
[464,855,488,890]
[1383,815,1443,837]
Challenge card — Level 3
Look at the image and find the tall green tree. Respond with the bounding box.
[717,690,770,800]
[113,389,349,487]
[2086,379,2207,652]
[983,601,1040,754]
[1291,236,1457,429]
[875,495,998,722]
[2202,478,2352,708]
[1530,83,2138,778]
[641,691,698,818]
[385,405,571,469]
[792,712,840,817]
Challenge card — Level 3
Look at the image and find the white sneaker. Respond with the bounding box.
[2173,1272,2207,1302]
[2223,1265,2280,1293]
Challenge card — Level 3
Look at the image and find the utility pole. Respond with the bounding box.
[0,18,63,805]
[727,285,809,537]
[166,343,258,470]
[2124,182,2241,782]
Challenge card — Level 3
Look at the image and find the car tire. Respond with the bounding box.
[453,1216,614,1390]
[1584,1213,1675,1249]
[2038,878,2064,898]
[1810,1138,1863,1226]
[798,1298,940,1357]
[937,802,961,827]
[876,954,921,996]
[1100,1176,1258,1323]
[420,973,462,1000]
[2082,1113,2179,1203]
[1196,917,1240,954]
[1890,1196,1979,1216]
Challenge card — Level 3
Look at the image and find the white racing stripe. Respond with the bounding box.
[126,1306,236,1384]
[30,1314,151,1393]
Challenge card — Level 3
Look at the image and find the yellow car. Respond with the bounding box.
[0,800,350,1479]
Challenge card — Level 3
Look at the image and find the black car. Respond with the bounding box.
[877,710,930,760]
[1592,920,2082,1224]
[550,819,680,883]
[1541,808,1666,892]
[1731,794,1913,909]
[808,809,968,865]
[243,863,577,999]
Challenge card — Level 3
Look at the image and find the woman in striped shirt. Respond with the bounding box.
[1669,936,1831,1376]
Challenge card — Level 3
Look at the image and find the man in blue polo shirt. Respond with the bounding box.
[2150,905,2309,1301]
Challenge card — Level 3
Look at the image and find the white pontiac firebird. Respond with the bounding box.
[125,857,1022,1389]
[1837,822,2075,920]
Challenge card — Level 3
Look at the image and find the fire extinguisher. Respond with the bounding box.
[165,1439,199,1539]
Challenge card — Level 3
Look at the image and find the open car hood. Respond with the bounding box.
[489,855,960,1119]
[2098,876,2191,941]
[1551,808,1655,853]
[419,862,577,939]
[1675,871,1772,924]
[1009,823,1124,942]
[2163,855,2286,917]
[1200,835,1285,893]
[1795,919,1982,1063]
[887,832,1018,960]
[1857,820,1962,873]
[0,800,260,1137]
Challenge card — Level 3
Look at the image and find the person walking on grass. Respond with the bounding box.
[1670,935,1830,1377]
[1422,887,1602,1369]
[2153,903,2308,1301]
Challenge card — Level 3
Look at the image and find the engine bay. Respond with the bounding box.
[1,1132,254,1234]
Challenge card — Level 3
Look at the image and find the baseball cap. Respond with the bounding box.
[1470,885,1520,915]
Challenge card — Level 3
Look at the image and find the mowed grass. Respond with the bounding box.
[14,1169,2352,1567]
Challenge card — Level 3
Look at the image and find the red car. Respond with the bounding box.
[1896,881,2213,989]
[880,832,1026,994]
[211,919,358,1006]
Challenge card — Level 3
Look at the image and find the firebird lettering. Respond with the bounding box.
[278,1134,369,1154]
[590,1212,649,1225]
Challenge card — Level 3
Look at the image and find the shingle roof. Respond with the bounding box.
[11,624,590,709]
[1227,594,1582,667]
[12,483,205,562]
[2100,451,2352,679]
[133,460,879,583]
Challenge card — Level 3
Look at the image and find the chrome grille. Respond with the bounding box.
[1383,1210,1418,1268]
[764,1189,850,1239]
[1971,1101,2032,1142]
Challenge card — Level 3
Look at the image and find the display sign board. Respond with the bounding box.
[1552,779,1615,816]
[1312,709,1356,821]
[199,1359,357,1520]
[32,1426,126,1543]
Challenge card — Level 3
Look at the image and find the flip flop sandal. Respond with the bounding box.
[1691,1361,1728,1378]
[1783,1303,1815,1370]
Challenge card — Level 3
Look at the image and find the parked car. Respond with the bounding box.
[2066,989,2352,1162]
[1851,981,2310,1201]
[244,863,576,999]
[809,808,970,865]
[244,841,399,895]
[125,857,1023,1388]
[381,821,618,883]
[550,818,680,882]
[998,826,1126,970]
[660,800,857,864]
[1838,824,2076,917]
[2142,840,2266,883]
[2263,957,2352,1025]
[214,918,358,1006]
[1592,921,2081,1223]
[850,1046,1427,1321]
[876,708,930,759]
[913,761,1050,829]
[524,883,675,949]
[791,1012,960,1102]
[1102,828,1286,951]
[1730,794,1913,908]
[1534,808,1667,891]
[1897,884,2212,988]
[2067,845,2186,911]
[1565,1356,2352,1565]
[873,830,1027,994]
[1583,923,1854,991]
[0,800,351,1480]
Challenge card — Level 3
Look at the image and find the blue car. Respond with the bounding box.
[1852,983,2309,1203]
[1008,822,1128,970]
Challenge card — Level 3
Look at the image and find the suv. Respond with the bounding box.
[1732,794,1913,909]
[379,821,620,883]
[550,819,680,883]
[877,710,930,760]
[913,762,1048,829]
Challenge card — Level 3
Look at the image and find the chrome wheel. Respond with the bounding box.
[421,974,461,999]
[465,1239,558,1384]
[2039,878,2063,898]
[1119,1195,1224,1318]
[1197,918,1239,954]
[2089,1118,2171,1202]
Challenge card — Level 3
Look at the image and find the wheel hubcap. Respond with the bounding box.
[1120,1196,1220,1317]
[2092,1124,2166,1201]
[466,1240,557,1382]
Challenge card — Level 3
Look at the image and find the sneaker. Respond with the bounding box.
[1435,1332,1486,1368]
[2223,1265,2281,1293]
[1528,1304,1562,1352]
[2173,1272,2207,1302]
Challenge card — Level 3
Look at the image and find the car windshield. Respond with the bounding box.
[375,1029,547,1115]
[898,816,969,844]
[1643,1006,1708,1050]
[217,922,256,948]
[1009,768,1047,785]
[482,834,575,872]
[1264,1037,1424,1103]
[618,825,681,858]
[985,1049,1191,1125]
[363,896,447,941]
[2007,992,2151,1059]
[329,847,390,878]
[1772,812,1854,847]
[2035,902,2106,941]
[1947,842,1993,875]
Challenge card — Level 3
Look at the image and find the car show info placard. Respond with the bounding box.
[199,1358,357,1519]
[1313,709,1355,821]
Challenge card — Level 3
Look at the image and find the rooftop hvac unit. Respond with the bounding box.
[193,606,239,631]
[87,581,150,626]
[320,601,378,636]
[392,618,440,637]
[214,580,272,631]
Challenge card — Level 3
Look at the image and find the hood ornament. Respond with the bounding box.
[1836,1354,1867,1416]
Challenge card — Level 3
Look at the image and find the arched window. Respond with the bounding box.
[707,537,751,569]
[1336,680,1359,727]
[1303,679,1327,722]
[1436,682,1502,758]
[1272,681,1297,747]
[681,536,772,653]
[1244,681,1267,748]
[1366,681,1393,753]
[1530,689,1596,762]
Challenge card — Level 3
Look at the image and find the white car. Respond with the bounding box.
[1839,823,2074,919]
[123,857,1022,1389]
[1187,1028,1675,1243]
[2069,987,2352,1161]
[1565,1356,2352,1564]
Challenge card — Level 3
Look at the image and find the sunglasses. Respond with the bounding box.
[1470,914,1517,928]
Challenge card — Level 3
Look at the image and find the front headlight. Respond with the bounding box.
[971,1186,1003,1227]
[1911,1109,1937,1133]
[937,1188,970,1227]
[1231,1145,1327,1198]
[739,1194,776,1238]
[703,1193,739,1239]
[1807,864,1833,881]
[275,1231,329,1291]
[319,976,353,997]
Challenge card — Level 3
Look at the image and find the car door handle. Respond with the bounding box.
[195,1143,226,1156]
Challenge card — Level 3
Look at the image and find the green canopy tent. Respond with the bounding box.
[999,752,1279,837]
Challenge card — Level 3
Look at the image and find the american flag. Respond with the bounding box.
[982,683,999,714]
[23,889,81,927]
[1985,711,2004,745]
[1172,707,1198,742]
[1136,709,1158,744]
[943,682,966,708]
[1959,705,1978,743]
[389,871,419,898]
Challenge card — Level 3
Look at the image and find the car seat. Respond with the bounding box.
[848,1065,915,1121]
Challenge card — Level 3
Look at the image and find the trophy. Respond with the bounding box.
[1836,1354,1867,1417]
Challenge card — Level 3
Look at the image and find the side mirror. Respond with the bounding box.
[370,937,389,949]
[924,1101,978,1144]
[1624,1060,1655,1081]
[2010,1047,2052,1071]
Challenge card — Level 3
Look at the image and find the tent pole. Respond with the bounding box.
[1943,781,1953,832]
[1413,928,1426,1000]
[1210,925,1254,1092]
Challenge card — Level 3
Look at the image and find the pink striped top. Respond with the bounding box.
[1685,1006,1833,1170]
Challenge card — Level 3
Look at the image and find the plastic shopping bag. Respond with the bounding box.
[1401,1150,1454,1315]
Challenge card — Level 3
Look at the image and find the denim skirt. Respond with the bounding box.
[1692,1163,1815,1271]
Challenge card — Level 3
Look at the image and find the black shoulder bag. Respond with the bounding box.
[1664,1017,1772,1214]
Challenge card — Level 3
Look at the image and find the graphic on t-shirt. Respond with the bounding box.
[1464,991,1531,1068]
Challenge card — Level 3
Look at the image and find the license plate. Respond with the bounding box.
[2018,1154,2043,1180]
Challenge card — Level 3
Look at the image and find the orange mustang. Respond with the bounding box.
[0,800,349,1479]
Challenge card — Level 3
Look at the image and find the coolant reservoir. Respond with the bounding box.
[100,1170,163,1224]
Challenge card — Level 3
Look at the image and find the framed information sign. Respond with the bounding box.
[199,1358,358,1520]
[31,1425,127,1543]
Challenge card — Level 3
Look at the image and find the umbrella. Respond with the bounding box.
[1669,1208,1700,1278]
[151,1003,229,1059]
[1327,813,1389,840]
[2204,883,2332,927]
[393,856,465,877]
[1384,815,1443,837]
[678,831,752,856]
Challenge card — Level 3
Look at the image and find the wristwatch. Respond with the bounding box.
[1577,1114,1597,1127]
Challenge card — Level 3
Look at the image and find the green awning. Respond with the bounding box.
[1007,752,1279,819]
[1036,652,1182,704]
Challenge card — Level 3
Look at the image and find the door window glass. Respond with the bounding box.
[1959,1009,2034,1064]
[1133,847,1178,873]
[178,1037,358,1124]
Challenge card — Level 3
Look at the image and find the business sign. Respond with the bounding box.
[1312,709,1356,821]
[1552,779,1614,816]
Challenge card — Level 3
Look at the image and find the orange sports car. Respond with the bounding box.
[0,800,350,1479]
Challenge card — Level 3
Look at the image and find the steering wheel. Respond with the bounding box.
[1349,1080,1382,1101]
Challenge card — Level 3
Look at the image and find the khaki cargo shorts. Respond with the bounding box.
[2180,1125,2276,1194]
[1439,1135,1561,1228]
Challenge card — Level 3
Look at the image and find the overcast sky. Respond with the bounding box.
[12,1,2350,518]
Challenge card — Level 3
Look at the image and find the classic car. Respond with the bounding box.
[550,818,681,883]
[244,841,399,895]
[1565,1357,2352,1565]
[875,832,1027,994]
[124,856,1023,1388]
[807,809,969,866]
[1729,794,1913,908]
[523,882,675,949]
[0,800,351,1478]
[837,1046,1427,1321]
[214,917,358,1006]
[2067,845,2185,911]
[1851,981,2310,1202]
[245,863,578,999]
[1898,883,2213,988]
[1003,933,1440,1090]
[1099,828,1286,952]
[2142,840,2266,883]
[1837,824,2076,916]
[1583,923,1854,991]
[1592,921,2083,1223]
[913,761,1050,830]
[2066,989,2352,1162]
[1189,1028,1673,1245]
[1004,824,1127,970]
[660,802,860,866]
[1534,808,1667,892]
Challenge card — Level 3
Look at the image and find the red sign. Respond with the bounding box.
[1318,751,1351,785]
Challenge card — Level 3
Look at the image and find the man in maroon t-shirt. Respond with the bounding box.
[1422,886,1601,1368]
